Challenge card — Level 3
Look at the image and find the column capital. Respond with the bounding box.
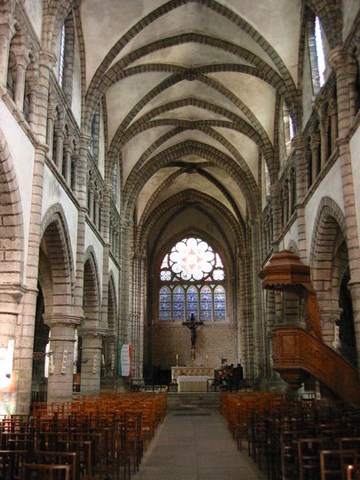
[328,46,356,73]
[79,132,92,149]
[291,134,304,151]
[310,131,320,149]
[79,327,107,339]
[39,49,57,69]
[0,283,26,313]
[43,313,82,329]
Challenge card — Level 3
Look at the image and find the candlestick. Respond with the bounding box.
[176,354,179,366]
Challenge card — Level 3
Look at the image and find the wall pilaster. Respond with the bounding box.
[329,47,360,364]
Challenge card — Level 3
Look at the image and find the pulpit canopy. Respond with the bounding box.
[259,250,312,293]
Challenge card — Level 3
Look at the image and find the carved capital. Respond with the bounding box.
[291,134,304,151]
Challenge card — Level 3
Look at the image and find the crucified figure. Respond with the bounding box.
[183,313,203,349]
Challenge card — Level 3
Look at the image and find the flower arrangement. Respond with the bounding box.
[218,367,233,382]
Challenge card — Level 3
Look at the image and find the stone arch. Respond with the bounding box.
[123,141,261,220]
[0,129,24,288]
[139,189,245,260]
[310,197,348,349]
[107,272,117,336]
[83,247,101,328]
[39,204,74,315]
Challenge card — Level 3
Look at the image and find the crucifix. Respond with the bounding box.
[182,313,203,365]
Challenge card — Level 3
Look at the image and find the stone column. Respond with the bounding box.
[269,182,281,251]
[72,134,90,328]
[15,50,56,413]
[63,136,73,185]
[44,314,80,404]
[54,115,64,173]
[319,113,329,168]
[104,333,117,378]
[100,184,112,327]
[132,253,146,379]
[310,131,320,184]
[46,95,55,153]
[249,216,268,382]
[282,182,289,226]
[292,134,307,261]
[347,58,359,124]
[328,98,338,153]
[13,44,30,110]
[329,47,360,364]
[94,190,100,229]
[79,329,105,395]
[0,14,15,86]
[119,218,132,344]
[88,181,94,221]
[70,143,78,192]
[0,285,25,414]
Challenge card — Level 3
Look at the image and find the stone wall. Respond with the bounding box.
[150,323,237,370]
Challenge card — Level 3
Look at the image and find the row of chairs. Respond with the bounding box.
[221,392,360,480]
[0,392,167,480]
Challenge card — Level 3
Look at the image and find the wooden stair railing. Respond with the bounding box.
[272,326,360,408]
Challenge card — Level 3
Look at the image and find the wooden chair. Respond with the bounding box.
[298,437,335,480]
[320,449,358,480]
[0,449,29,480]
[35,451,77,480]
[58,439,92,480]
[22,463,70,480]
[347,464,360,480]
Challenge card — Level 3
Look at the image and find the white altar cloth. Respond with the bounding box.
[177,375,210,392]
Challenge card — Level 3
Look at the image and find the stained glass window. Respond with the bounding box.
[173,286,185,321]
[187,286,199,320]
[214,286,226,320]
[159,237,226,321]
[200,286,212,321]
[159,286,171,321]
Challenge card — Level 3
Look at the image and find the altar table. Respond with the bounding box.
[177,375,210,392]
[171,366,214,381]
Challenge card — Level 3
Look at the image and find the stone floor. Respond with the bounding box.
[132,409,267,480]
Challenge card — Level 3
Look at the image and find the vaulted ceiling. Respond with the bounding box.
[80,0,304,258]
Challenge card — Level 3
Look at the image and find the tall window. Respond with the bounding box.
[58,22,66,87]
[283,103,294,157]
[159,237,226,321]
[315,17,325,87]
[309,15,326,94]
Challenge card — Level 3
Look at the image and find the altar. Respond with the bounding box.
[171,366,215,392]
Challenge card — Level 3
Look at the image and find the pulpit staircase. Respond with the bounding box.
[260,250,360,408]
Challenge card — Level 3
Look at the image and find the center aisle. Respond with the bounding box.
[133,409,266,480]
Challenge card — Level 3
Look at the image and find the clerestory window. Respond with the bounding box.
[309,15,326,94]
[159,237,226,322]
[58,22,66,87]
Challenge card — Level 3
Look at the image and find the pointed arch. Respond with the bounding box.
[0,128,24,287]
[39,204,74,315]
[83,247,101,328]
[107,271,118,334]
[310,197,348,347]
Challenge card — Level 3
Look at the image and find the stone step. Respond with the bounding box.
[166,392,222,412]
